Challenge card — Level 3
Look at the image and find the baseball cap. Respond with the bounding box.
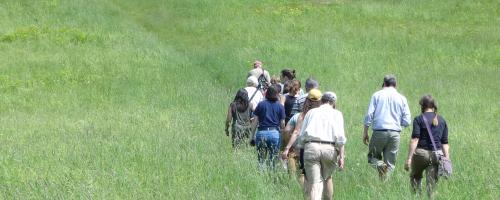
[307,89,322,101]
[322,91,337,102]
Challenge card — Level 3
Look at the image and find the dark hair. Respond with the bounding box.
[265,85,280,102]
[287,80,301,95]
[281,68,296,80]
[419,94,439,126]
[301,98,322,116]
[233,89,249,112]
[305,77,319,91]
[383,74,397,87]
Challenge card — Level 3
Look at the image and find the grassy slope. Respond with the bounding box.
[0,0,498,199]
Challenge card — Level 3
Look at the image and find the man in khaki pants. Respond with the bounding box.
[298,92,346,200]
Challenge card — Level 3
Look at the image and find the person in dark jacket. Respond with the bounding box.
[404,94,450,199]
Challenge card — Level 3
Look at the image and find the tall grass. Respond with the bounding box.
[0,0,498,199]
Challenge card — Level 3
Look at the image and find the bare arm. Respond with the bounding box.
[281,116,303,159]
[363,125,370,145]
[405,138,419,171]
[407,138,419,160]
[338,144,345,170]
[442,144,450,159]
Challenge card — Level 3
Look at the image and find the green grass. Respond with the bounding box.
[0,0,498,199]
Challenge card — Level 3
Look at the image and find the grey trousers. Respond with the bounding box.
[367,130,400,171]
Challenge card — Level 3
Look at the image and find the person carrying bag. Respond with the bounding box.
[405,94,451,199]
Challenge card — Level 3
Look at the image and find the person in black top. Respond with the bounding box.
[283,79,301,124]
[404,94,450,199]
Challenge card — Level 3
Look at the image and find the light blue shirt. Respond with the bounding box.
[364,87,411,131]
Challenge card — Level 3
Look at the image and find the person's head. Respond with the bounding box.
[233,89,249,112]
[265,84,280,102]
[419,94,439,126]
[302,89,322,115]
[271,75,281,85]
[419,94,438,113]
[271,83,282,94]
[280,68,296,81]
[321,91,337,109]
[305,77,319,92]
[246,76,258,87]
[288,79,301,95]
[253,60,262,69]
[383,74,397,87]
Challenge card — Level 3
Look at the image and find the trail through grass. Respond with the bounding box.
[0,0,498,199]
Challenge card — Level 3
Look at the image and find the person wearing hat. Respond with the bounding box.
[292,91,346,200]
[281,89,323,196]
[244,76,264,111]
[363,74,411,181]
[247,60,271,88]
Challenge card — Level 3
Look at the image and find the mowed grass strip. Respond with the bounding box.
[0,0,498,199]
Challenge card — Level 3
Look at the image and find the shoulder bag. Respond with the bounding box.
[422,115,453,178]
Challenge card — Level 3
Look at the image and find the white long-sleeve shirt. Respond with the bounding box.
[298,104,347,147]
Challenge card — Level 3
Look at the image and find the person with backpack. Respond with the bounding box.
[404,94,450,199]
[225,89,253,149]
[247,60,270,91]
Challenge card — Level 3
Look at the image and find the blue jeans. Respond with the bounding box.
[255,130,280,170]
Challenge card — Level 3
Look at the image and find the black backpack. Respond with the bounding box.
[257,68,269,91]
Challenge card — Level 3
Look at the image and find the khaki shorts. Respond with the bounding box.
[304,143,338,183]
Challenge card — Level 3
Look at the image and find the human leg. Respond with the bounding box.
[255,131,269,170]
[319,145,337,200]
[266,130,280,170]
[304,143,322,200]
[287,150,298,176]
[299,148,307,189]
[426,154,439,199]
[232,125,245,149]
[410,148,432,194]
[368,131,388,177]
[323,177,333,200]
[383,131,401,172]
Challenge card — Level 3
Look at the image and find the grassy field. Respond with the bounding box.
[0,0,498,199]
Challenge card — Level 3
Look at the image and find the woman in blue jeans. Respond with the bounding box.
[251,85,285,170]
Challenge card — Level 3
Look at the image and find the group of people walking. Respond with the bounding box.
[225,60,451,199]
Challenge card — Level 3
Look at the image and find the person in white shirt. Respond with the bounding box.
[298,91,346,200]
[244,76,264,111]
